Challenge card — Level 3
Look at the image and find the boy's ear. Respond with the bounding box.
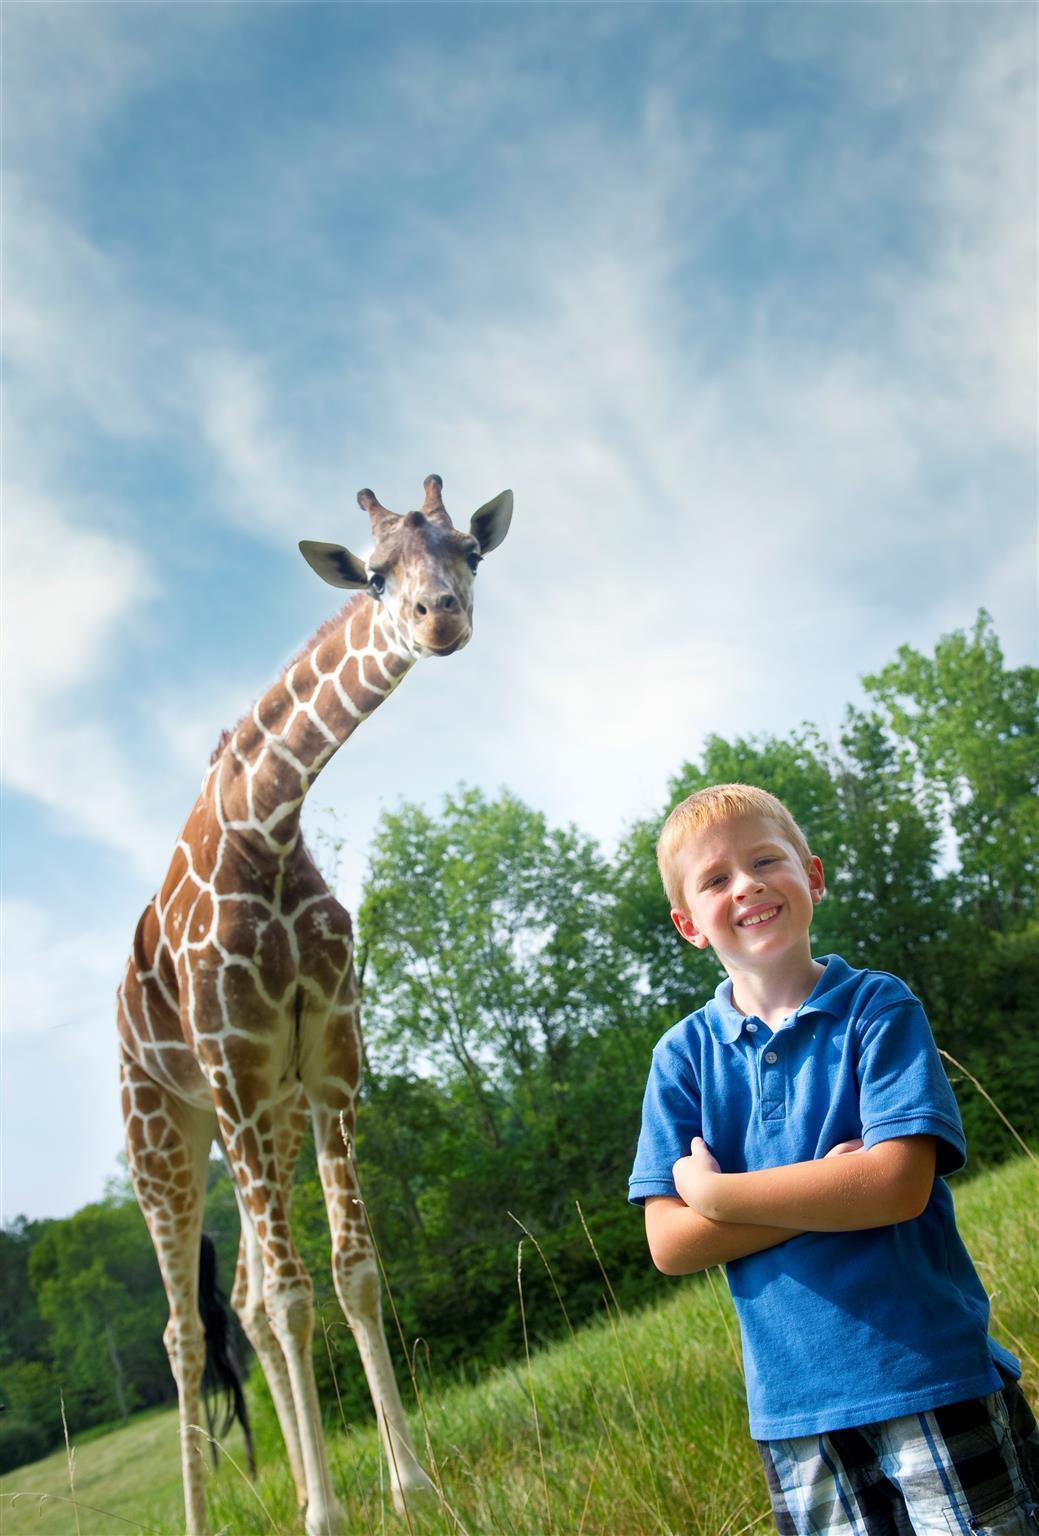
[671,910,710,949]
[808,856,825,904]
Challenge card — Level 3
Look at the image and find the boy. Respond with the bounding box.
[628,784,1038,1535]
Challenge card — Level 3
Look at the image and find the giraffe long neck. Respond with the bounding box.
[212,596,414,860]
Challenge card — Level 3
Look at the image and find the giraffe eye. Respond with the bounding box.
[369,571,386,596]
[466,552,482,575]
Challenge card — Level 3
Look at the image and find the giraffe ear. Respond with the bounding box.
[298,541,371,589]
[469,490,513,554]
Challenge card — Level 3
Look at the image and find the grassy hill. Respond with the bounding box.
[3,1154,1036,1536]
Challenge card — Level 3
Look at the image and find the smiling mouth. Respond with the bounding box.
[738,907,780,928]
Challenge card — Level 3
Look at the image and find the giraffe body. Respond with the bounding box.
[118,477,512,1535]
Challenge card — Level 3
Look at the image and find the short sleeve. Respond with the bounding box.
[628,1039,703,1205]
[856,998,966,1176]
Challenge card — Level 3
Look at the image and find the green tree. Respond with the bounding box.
[0,1219,57,1472]
[826,709,953,996]
[28,1197,170,1429]
[359,787,635,1120]
[338,788,652,1375]
[862,611,1039,931]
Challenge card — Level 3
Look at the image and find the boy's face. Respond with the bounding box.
[670,813,824,974]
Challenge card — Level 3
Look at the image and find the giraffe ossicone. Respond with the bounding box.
[118,477,512,1536]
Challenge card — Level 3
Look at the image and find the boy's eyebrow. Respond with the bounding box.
[694,842,788,880]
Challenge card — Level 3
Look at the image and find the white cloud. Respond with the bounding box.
[907,29,1037,446]
[0,899,129,1221]
[0,900,124,1044]
[3,489,151,693]
[1,487,170,874]
[190,348,346,542]
[3,176,161,445]
[293,30,1033,851]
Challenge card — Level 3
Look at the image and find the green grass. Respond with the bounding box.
[0,1405,212,1534]
[3,1154,1036,1536]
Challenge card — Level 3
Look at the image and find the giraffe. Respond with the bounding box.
[117,475,513,1536]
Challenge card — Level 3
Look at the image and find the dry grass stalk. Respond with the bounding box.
[516,1239,553,1535]
[937,1050,1038,1165]
[189,1424,279,1531]
[60,1392,81,1536]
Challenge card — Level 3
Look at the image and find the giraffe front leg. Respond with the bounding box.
[314,1105,434,1513]
[120,1050,214,1535]
[221,1106,344,1536]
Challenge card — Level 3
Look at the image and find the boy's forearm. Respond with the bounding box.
[679,1137,937,1232]
[644,1197,800,1275]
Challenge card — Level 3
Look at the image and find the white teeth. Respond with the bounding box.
[741,908,778,927]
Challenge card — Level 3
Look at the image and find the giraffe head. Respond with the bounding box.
[299,475,512,657]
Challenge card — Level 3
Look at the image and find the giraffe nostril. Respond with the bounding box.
[415,602,427,617]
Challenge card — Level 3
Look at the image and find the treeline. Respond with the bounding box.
[2,612,1036,1473]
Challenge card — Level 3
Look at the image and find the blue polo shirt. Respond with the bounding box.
[628,955,1019,1439]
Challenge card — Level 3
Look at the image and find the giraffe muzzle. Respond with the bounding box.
[415,627,471,657]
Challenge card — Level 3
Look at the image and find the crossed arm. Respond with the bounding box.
[645,1134,937,1276]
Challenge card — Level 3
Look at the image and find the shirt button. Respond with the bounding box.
[764,1050,779,1064]
[746,1023,758,1034]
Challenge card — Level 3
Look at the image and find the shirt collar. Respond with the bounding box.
[704,954,857,1043]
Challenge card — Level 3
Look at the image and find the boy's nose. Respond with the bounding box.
[734,870,766,899]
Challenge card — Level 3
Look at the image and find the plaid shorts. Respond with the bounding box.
[758,1375,1039,1535]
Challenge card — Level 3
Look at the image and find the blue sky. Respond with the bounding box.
[2,3,1036,1222]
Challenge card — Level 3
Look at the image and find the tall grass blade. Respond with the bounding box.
[994,1321,1039,1373]
[575,1201,623,1316]
[574,1434,604,1536]
[937,1050,1038,1165]
[704,1264,742,1371]
[575,1202,699,1531]
[60,1392,82,1536]
[322,1312,350,1434]
[509,1207,693,1521]
[189,1424,280,1531]
[516,1240,552,1535]
[598,1302,673,1535]
[507,1212,576,1339]
[3,1492,162,1531]
[380,1405,416,1536]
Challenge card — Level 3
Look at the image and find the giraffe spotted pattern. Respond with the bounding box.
[117,477,513,1536]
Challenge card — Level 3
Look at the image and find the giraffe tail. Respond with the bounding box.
[198,1232,257,1477]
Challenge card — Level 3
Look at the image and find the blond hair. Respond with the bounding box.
[657,783,813,912]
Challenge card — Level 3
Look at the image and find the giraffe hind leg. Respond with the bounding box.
[220,1086,344,1535]
[120,1048,215,1536]
[228,1091,311,1502]
[313,1101,433,1513]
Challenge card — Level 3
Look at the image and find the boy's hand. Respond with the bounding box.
[688,1136,720,1172]
[672,1136,721,1208]
[677,1135,937,1230]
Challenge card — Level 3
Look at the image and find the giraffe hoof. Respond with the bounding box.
[304,1503,345,1536]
